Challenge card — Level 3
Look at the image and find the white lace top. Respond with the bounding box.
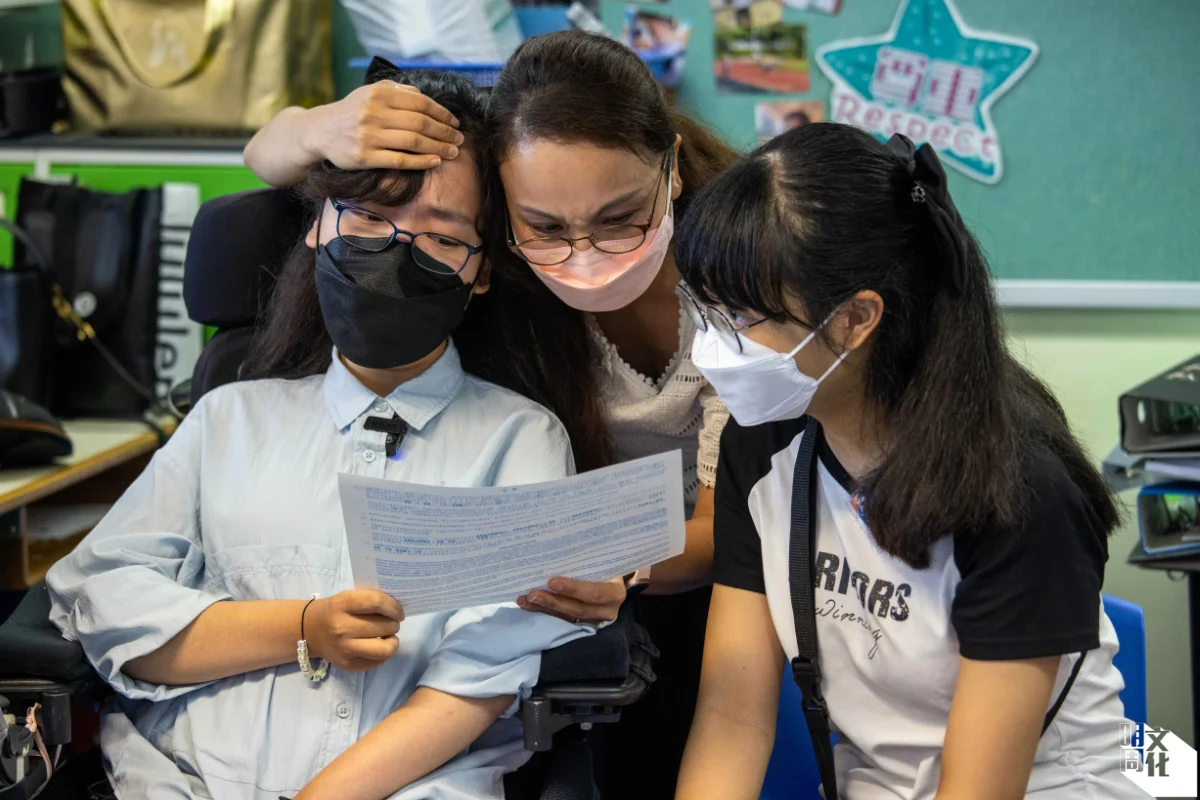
[587,307,729,516]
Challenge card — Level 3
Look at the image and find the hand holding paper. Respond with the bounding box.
[338,451,686,616]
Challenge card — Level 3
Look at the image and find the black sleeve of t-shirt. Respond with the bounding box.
[711,420,768,594]
[951,450,1110,661]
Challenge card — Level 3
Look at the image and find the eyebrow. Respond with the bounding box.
[517,187,646,221]
[423,204,477,228]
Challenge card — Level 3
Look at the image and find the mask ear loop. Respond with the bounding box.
[783,305,842,359]
[315,201,327,251]
[783,306,853,382]
[663,163,675,226]
[817,348,851,382]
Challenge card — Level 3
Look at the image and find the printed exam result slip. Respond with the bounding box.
[338,451,686,616]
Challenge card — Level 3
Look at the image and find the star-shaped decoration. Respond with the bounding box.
[816,0,1038,183]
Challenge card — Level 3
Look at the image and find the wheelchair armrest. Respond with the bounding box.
[522,601,658,752]
[0,582,93,686]
[0,582,103,747]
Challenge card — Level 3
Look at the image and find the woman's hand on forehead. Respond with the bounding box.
[312,81,466,172]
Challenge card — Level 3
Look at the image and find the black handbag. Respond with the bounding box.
[13,178,162,418]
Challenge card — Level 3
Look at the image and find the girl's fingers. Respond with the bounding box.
[347,634,400,662]
[545,576,626,605]
[521,590,619,624]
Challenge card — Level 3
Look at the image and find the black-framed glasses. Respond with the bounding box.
[676,282,774,355]
[507,155,671,267]
[331,200,484,275]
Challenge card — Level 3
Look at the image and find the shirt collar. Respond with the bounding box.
[323,342,465,432]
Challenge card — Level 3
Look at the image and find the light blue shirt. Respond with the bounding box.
[46,343,593,800]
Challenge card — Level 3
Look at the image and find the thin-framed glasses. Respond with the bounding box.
[331,200,484,275]
[507,154,671,267]
[675,282,775,355]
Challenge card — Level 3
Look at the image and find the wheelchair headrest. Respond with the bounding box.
[183,188,310,329]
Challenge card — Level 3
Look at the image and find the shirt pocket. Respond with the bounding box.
[201,544,345,600]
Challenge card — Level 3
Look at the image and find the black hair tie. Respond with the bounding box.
[885,133,970,296]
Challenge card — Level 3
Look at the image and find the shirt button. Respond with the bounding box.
[362,449,377,463]
[336,703,351,719]
[373,401,388,413]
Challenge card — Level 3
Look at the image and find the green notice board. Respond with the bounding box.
[601,0,1200,284]
[46,165,265,200]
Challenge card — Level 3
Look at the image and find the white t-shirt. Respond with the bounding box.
[712,417,1149,799]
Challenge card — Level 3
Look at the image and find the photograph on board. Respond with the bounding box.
[624,9,691,89]
[712,0,810,93]
[754,100,824,142]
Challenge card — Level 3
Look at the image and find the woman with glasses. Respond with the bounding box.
[672,125,1145,799]
[46,66,597,800]
[245,31,739,796]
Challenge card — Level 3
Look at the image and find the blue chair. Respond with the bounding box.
[760,668,825,800]
[760,594,1148,799]
[1103,594,1148,726]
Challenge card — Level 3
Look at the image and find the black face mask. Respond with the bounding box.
[314,235,475,369]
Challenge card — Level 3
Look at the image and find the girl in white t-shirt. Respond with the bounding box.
[673,124,1148,799]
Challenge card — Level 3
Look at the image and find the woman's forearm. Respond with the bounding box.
[295,687,514,800]
[124,599,307,685]
[644,513,714,595]
[243,106,327,187]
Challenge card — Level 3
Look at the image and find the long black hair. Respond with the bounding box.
[482,31,741,470]
[242,64,611,471]
[677,122,1118,568]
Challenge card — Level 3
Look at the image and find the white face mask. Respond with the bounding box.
[523,169,674,313]
[690,314,849,427]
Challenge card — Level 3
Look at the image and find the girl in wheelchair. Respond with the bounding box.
[45,64,597,800]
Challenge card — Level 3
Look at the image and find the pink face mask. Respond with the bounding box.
[524,171,675,313]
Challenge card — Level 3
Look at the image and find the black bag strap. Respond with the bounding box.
[787,416,840,800]
[0,217,49,272]
[786,416,1083,798]
[1042,651,1086,735]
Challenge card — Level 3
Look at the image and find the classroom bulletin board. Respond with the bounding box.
[600,0,1200,305]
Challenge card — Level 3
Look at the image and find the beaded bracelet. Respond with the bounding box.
[298,593,329,682]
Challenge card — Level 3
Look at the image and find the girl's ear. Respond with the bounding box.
[838,290,885,352]
[671,134,683,201]
[472,259,492,296]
